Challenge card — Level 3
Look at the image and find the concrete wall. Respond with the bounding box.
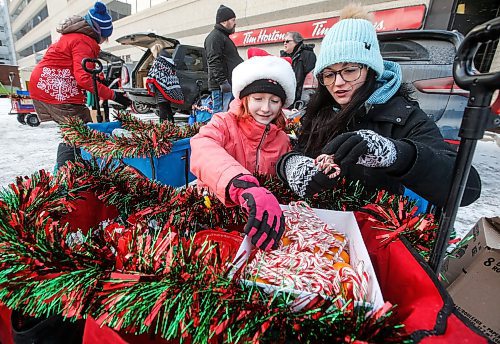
[104,0,428,61]
[12,0,429,83]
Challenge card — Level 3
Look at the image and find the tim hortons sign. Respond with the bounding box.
[230,5,426,47]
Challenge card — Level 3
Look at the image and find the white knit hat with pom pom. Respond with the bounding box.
[232,47,297,108]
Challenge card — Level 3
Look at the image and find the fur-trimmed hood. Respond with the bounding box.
[57,15,100,42]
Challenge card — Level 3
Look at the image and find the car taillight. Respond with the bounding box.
[413,77,469,97]
[121,66,129,85]
[491,92,500,115]
[444,139,460,146]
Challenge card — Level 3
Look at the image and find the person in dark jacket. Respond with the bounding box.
[204,4,243,113]
[29,1,131,167]
[281,31,317,107]
[276,4,481,208]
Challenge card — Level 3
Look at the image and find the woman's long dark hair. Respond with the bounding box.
[298,68,378,157]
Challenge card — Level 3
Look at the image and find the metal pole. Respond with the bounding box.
[92,77,103,123]
[429,92,494,273]
[428,138,477,272]
[428,16,500,274]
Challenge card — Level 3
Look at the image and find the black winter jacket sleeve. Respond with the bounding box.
[379,102,481,207]
[204,25,243,90]
[291,44,316,104]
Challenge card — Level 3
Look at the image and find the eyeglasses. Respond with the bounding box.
[317,65,364,86]
[283,40,292,44]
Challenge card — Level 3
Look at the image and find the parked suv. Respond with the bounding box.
[118,33,209,115]
[378,30,473,142]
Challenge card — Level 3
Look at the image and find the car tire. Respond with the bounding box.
[17,114,27,125]
[131,101,152,114]
[26,114,40,127]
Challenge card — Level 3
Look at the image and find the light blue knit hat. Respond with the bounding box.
[315,17,384,78]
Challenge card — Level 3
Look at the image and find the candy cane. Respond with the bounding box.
[246,202,369,303]
[314,154,341,179]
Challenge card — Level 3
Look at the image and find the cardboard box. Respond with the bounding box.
[440,218,487,288]
[447,217,500,343]
[232,207,384,311]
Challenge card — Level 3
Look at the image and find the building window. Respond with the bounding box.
[106,1,132,20]
[11,0,33,21]
[33,35,51,52]
[14,6,48,41]
[18,35,51,58]
[19,46,34,58]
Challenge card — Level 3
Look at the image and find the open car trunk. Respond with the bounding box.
[116,32,209,113]
[117,33,178,90]
[378,30,467,140]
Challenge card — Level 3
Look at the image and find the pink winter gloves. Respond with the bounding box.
[227,174,285,251]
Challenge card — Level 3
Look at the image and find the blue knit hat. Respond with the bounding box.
[87,1,113,38]
[315,10,384,78]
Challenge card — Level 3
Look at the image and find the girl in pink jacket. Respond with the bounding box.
[190,48,296,251]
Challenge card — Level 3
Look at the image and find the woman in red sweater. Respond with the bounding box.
[29,1,130,167]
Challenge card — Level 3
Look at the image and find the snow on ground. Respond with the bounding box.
[0,98,498,236]
[455,133,500,234]
[0,98,60,184]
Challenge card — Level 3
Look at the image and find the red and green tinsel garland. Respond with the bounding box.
[0,161,440,342]
[59,111,203,159]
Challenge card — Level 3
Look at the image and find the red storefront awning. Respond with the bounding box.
[230,4,426,47]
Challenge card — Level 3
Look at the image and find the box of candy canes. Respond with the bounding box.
[233,201,384,311]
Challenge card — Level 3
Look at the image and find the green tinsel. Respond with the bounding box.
[59,111,203,159]
[57,160,247,232]
[0,163,422,342]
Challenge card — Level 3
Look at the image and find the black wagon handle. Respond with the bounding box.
[429,16,500,274]
[453,16,500,91]
[81,58,104,123]
[82,58,103,75]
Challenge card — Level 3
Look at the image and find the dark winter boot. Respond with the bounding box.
[11,310,85,344]
[158,101,174,123]
[56,142,81,169]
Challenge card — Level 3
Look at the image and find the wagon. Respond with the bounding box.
[8,90,40,127]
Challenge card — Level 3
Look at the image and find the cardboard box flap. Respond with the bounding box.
[441,216,500,288]
[447,217,500,343]
[448,248,500,342]
[484,217,500,250]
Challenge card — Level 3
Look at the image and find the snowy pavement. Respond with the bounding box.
[0,98,498,235]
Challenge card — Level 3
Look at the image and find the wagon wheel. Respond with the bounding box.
[25,114,40,127]
[16,114,26,125]
[131,101,151,114]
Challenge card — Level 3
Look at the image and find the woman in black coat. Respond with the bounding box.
[277,4,481,208]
